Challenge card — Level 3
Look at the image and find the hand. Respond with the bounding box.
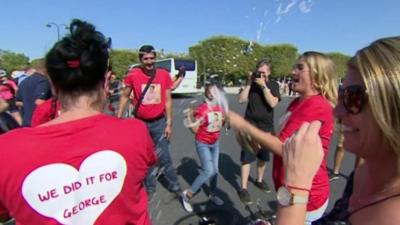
[178,66,186,77]
[164,124,172,140]
[254,77,266,89]
[235,130,261,155]
[283,121,323,190]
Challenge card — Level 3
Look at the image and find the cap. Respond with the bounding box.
[0,69,6,77]
[11,70,25,79]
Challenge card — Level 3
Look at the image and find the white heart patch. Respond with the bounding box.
[22,150,127,225]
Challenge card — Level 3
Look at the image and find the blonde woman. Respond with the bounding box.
[275,36,400,225]
[229,51,337,224]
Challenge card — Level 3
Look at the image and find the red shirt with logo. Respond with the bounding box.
[124,67,173,120]
[31,98,61,127]
[195,102,224,144]
[0,114,156,225]
[273,95,334,211]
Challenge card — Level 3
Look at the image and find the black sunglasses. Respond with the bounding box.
[338,85,368,114]
[292,63,305,71]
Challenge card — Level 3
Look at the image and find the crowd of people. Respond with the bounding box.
[0,18,399,225]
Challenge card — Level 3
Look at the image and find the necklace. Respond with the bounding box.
[349,192,400,216]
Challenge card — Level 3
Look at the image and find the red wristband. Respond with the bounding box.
[286,185,311,193]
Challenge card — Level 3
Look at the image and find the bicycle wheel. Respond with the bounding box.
[174,208,237,225]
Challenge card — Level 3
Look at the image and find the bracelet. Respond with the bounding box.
[286,185,311,193]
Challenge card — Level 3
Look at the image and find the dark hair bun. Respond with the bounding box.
[46,19,110,94]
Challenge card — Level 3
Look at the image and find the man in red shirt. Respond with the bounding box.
[117,45,184,198]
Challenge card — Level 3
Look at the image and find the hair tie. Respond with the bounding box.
[67,60,80,68]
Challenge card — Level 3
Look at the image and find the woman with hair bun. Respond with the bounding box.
[0,19,156,225]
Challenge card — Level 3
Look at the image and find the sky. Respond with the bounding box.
[0,0,399,60]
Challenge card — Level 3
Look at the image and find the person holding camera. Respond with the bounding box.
[237,58,280,204]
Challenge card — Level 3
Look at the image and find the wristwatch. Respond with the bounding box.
[277,186,309,206]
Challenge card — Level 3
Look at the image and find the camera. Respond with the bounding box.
[252,71,262,79]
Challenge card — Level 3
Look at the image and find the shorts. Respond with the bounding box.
[241,147,270,163]
[240,120,273,163]
[6,99,19,113]
[335,122,344,148]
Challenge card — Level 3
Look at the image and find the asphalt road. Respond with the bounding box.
[148,94,357,225]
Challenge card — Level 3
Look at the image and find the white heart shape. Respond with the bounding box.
[22,150,127,225]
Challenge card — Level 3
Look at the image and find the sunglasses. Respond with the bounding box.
[292,63,306,71]
[338,85,368,114]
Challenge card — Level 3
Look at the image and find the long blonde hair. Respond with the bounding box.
[301,51,338,105]
[348,36,400,155]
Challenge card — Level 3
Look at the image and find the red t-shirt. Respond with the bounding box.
[31,99,61,127]
[0,79,17,100]
[0,114,157,225]
[273,95,334,211]
[195,102,224,144]
[124,67,173,120]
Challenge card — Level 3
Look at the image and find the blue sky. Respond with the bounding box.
[0,0,398,60]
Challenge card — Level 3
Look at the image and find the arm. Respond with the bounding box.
[228,111,284,156]
[238,84,251,103]
[171,76,184,91]
[0,99,9,113]
[117,86,132,118]
[33,77,52,106]
[254,78,279,108]
[164,90,173,139]
[239,75,253,103]
[276,121,323,225]
[185,109,200,133]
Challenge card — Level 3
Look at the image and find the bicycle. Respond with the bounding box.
[173,208,237,225]
[243,199,276,225]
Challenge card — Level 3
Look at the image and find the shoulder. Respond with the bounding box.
[196,102,208,113]
[156,67,171,78]
[156,67,169,73]
[126,67,143,77]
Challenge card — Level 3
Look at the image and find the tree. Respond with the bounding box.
[326,52,351,79]
[30,58,45,69]
[0,50,30,73]
[109,49,138,79]
[189,36,299,84]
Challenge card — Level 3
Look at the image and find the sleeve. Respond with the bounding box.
[270,81,281,101]
[164,71,173,90]
[279,101,324,142]
[194,104,205,120]
[123,71,134,88]
[31,102,50,127]
[34,78,51,100]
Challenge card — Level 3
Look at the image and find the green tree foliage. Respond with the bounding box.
[261,44,298,78]
[0,50,30,73]
[109,49,138,79]
[189,36,298,84]
[30,58,45,69]
[326,52,351,79]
